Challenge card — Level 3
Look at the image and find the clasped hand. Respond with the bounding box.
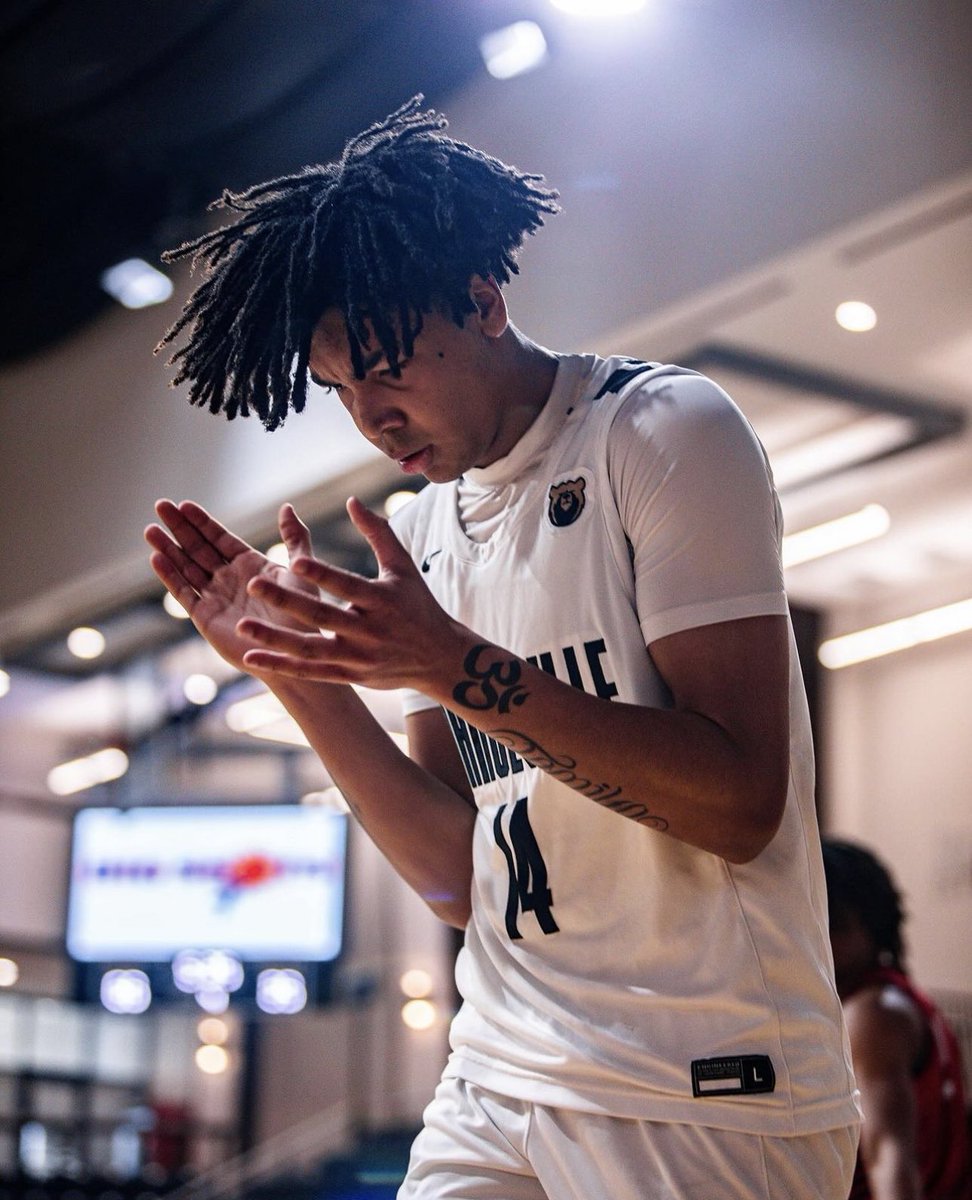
[145,495,458,693]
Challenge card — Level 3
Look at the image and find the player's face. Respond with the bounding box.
[309,284,513,483]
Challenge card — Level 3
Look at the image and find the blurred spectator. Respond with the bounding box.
[823,838,972,1200]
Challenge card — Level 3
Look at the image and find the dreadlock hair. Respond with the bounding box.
[156,95,560,432]
[821,837,907,969]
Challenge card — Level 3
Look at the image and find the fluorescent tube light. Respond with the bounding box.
[819,597,972,669]
[480,21,548,80]
[48,747,129,796]
[782,504,889,568]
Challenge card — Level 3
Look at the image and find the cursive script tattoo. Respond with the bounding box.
[453,645,530,714]
[493,729,669,831]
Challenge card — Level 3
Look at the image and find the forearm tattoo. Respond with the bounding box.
[493,729,669,831]
[452,644,529,714]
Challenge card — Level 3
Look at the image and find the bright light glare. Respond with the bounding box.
[256,968,307,1015]
[480,21,549,80]
[782,505,890,569]
[384,491,418,518]
[101,968,152,1015]
[163,592,190,620]
[0,669,9,699]
[67,626,106,660]
[101,258,174,310]
[47,747,129,796]
[195,1044,230,1074]
[0,958,19,987]
[550,0,646,15]
[183,673,218,705]
[819,597,972,669]
[197,1017,229,1045]
[399,968,433,998]
[835,300,877,332]
[226,691,309,746]
[401,999,438,1031]
[301,786,350,813]
[266,542,289,566]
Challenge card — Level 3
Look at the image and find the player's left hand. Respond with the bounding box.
[237,496,462,691]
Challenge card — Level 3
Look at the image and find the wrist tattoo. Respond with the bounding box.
[453,644,529,714]
[493,729,669,831]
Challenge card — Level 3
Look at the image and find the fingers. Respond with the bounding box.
[147,548,201,615]
[246,575,352,632]
[144,522,211,594]
[346,496,413,576]
[154,499,251,573]
[278,503,313,563]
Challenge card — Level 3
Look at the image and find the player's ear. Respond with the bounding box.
[468,275,508,338]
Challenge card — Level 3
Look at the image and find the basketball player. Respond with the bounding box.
[146,98,860,1198]
[823,838,972,1199]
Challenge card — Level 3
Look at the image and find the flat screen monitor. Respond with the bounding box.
[66,804,347,963]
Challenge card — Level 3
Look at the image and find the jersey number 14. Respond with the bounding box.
[493,798,559,940]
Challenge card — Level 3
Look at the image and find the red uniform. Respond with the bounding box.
[848,967,971,1200]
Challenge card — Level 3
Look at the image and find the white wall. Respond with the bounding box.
[824,593,972,992]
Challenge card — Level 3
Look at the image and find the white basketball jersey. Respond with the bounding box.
[392,353,859,1136]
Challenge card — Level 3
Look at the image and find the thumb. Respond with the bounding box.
[278,503,313,563]
[346,495,411,574]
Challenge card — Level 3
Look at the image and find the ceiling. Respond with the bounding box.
[0,0,537,362]
[1,0,971,810]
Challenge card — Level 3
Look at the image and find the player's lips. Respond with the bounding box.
[397,445,433,475]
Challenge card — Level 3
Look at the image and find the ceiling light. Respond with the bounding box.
[67,626,106,660]
[0,669,9,698]
[769,413,913,491]
[401,999,437,1031]
[100,258,174,310]
[819,597,972,669]
[266,542,289,566]
[47,747,129,796]
[256,968,307,1015]
[197,1017,229,1045]
[550,0,646,15]
[100,968,152,1015]
[226,691,310,747]
[835,300,877,333]
[782,504,890,568]
[480,21,549,80]
[163,592,191,620]
[195,1044,230,1074]
[400,968,433,999]
[384,490,418,518]
[184,673,218,705]
[0,958,19,987]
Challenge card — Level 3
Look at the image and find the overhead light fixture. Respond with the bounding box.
[184,673,218,705]
[401,998,438,1031]
[197,1017,230,1045]
[0,668,9,699]
[384,490,419,518]
[47,747,129,796]
[769,413,914,491]
[782,504,890,568]
[101,968,152,1015]
[256,968,307,1015]
[0,958,19,987]
[819,597,972,669]
[100,258,174,310]
[163,592,191,620]
[67,625,106,660]
[835,300,877,333]
[399,968,433,999]
[195,1044,230,1074]
[265,542,289,566]
[480,21,549,80]
[226,691,310,747]
[301,786,350,812]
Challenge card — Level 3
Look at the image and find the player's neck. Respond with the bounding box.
[488,325,559,462]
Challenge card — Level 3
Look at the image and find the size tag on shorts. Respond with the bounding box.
[690,1055,776,1098]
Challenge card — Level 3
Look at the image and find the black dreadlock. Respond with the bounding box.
[821,838,907,968]
[156,96,560,431]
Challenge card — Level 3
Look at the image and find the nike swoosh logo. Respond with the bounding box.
[421,549,443,573]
